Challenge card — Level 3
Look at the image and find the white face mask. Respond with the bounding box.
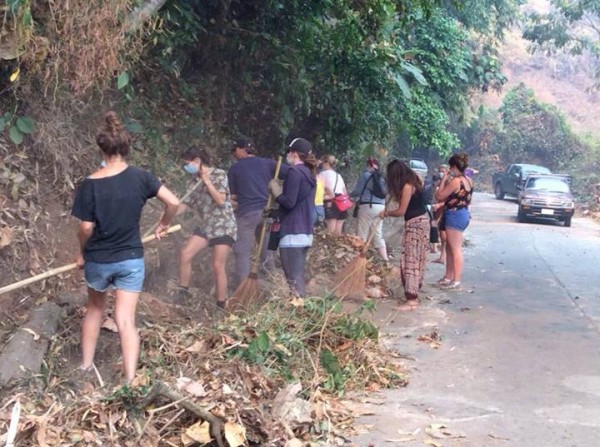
[286,154,294,165]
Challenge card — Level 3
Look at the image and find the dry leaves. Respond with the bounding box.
[418,330,443,349]
[0,227,13,249]
[224,421,246,447]
[425,423,466,439]
[101,317,118,333]
[176,377,207,397]
[182,420,212,445]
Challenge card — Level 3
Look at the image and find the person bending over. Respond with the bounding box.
[72,111,179,383]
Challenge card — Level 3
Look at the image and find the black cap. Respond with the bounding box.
[288,137,312,155]
[231,137,253,151]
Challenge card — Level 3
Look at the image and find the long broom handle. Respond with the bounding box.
[0,224,182,296]
[142,180,203,238]
[250,156,283,274]
[360,199,389,255]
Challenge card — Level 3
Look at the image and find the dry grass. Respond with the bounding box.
[23,0,147,97]
[473,27,600,137]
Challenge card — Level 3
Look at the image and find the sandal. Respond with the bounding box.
[436,277,452,286]
[441,281,461,290]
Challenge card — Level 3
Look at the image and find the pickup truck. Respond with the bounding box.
[492,163,551,200]
[517,174,574,227]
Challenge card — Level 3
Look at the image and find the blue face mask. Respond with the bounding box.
[184,163,199,175]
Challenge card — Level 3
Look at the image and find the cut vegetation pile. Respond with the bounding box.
[0,290,407,446]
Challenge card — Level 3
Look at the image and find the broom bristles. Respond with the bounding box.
[332,255,367,299]
[228,272,259,310]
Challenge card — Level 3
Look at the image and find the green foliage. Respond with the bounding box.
[446,0,525,39]
[117,72,130,90]
[467,84,587,169]
[16,116,35,134]
[141,0,519,159]
[524,0,600,89]
[227,297,388,393]
[102,384,150,417]
[0,112,36,146]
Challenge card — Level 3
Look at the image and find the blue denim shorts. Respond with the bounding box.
[84,258,145,293]
[444,208,471,232]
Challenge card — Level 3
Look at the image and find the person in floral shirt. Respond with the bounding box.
[169,146,237,307]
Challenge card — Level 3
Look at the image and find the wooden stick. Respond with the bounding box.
[0,225,182,296]
[143,180,202,237]
[5,398,20,447]
[250,156,283,275]
[141,381,225,447]
[142,180,202,238]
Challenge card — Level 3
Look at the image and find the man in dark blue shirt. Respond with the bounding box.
[228,137,286,286]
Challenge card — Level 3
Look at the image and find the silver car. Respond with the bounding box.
[409,159,428,179]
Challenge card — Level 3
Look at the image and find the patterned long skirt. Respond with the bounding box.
[400,214,430,300]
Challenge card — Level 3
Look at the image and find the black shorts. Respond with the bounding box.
[193,228,235,247]
[324,200,348,220]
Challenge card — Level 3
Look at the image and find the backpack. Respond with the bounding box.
[369,171,387,199]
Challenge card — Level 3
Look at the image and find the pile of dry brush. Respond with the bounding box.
[0,233,407,446]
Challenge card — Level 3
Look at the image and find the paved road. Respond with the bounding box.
[350,192,600,447]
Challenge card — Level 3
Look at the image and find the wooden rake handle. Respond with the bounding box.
[251,156,283,273]
[142,180,203,238]
[0,224,182,296]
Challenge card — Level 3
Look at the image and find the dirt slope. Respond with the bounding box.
[474,27,600,137]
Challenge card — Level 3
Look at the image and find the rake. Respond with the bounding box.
[228,157,283,310]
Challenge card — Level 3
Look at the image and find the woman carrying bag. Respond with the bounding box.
[319,155,348,236]
[350,157,389,261]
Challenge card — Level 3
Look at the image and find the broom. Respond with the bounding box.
[228,156,283,310]
[0,225,182,296]
[331,210,385,299]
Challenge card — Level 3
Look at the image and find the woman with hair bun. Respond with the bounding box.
[434,153,473,289]
[72,111,180,384]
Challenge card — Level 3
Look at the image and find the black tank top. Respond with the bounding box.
[405,188,427,221]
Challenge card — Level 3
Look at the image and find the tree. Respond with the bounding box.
[524,0,600,90]
[143,0,521,159]
[494,84,585,168]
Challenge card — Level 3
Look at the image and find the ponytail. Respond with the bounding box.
[300,153,318,177]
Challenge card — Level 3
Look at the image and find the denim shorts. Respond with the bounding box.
[444,208,470,232]
[85,258,145,293]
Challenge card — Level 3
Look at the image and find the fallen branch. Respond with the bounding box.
[141,381,225,447]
